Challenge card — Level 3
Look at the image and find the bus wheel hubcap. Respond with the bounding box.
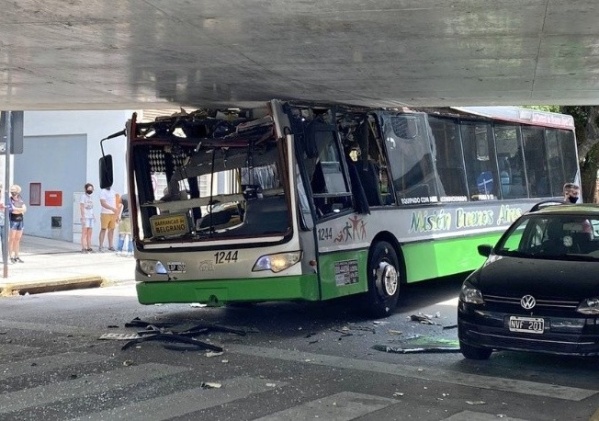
[376,262,398,297]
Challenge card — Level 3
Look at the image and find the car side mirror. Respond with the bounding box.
[477,244,493,257]
[99,155,113,189]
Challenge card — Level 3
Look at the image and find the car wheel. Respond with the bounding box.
[460,340,492,360]
[362,241,401,318]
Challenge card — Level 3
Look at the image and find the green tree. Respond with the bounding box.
[560,106,599,203]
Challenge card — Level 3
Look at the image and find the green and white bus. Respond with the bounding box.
[102,101,579,317]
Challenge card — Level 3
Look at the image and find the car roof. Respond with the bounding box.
[528,202,599,216]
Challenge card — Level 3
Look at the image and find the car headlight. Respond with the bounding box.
[577,298,599,315]
[252,251,302,273]
[460,282,484,304]
[138,259,168,276]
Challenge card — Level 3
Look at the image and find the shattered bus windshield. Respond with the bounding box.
[130,111,291,243]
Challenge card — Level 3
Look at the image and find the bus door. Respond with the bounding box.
[296,116,358,299]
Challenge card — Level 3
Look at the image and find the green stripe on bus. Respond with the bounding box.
[136,275,320,305]
[402,232,502,283]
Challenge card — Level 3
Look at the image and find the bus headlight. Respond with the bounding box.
[138,259,168,276]
[252,251,302,273]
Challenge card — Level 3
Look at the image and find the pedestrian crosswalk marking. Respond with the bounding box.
[0,319,98,337]
[442,410,528,421]
[254,391,398,421]
[230,345,597,401]
[68,376,286,421]
[0,352,106,380]
[0,362,188,414]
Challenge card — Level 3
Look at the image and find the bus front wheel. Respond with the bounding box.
[363,241,400,318]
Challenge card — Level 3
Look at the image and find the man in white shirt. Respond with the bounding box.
[99,185,120,252]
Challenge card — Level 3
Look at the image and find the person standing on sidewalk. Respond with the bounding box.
[98,185,119,252]
[79,183,95,253]
[116,193,133,256]
[0,184,5,263]
[8,184,26,263]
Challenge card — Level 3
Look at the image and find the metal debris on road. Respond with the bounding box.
[408,313,436,325]
[117,317,250,352]
[373,344,460,354]
[99,333,142,340]
[201,382,222,389]
[372,337,460,354]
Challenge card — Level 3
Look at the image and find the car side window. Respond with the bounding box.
[500,219,529,252]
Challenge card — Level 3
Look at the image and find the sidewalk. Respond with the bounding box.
[0,235,136,296]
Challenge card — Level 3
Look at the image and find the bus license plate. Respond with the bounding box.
[509,316,544,334]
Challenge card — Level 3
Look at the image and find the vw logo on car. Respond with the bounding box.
[520,295,536,310]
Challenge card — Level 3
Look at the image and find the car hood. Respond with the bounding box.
[474,255,599,299]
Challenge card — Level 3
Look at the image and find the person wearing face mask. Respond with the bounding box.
[79,183,95,253]
[8,184,26,263]
[563,182,580,204]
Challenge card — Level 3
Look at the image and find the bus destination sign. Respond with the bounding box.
[150,213,189,237]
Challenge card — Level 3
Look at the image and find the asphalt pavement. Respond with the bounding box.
[0,235,135,296]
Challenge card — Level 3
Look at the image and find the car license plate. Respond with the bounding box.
[509,316,544,334]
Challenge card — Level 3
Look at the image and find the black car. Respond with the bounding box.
[458,204,599,360]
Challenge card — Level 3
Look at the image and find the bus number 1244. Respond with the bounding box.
[214,251,239,264]
[318,227,333,241]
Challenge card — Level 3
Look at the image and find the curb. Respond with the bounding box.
[0,276,104,296]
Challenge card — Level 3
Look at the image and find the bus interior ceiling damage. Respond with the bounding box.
[130,106,292,243]
[127,102,393,245]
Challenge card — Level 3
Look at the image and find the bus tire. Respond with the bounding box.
[363,241,400,318]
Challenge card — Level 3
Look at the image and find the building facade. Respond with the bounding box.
[3,110,132,245]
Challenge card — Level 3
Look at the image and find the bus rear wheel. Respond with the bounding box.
[363,241,400,318]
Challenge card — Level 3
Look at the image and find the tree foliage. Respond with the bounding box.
[560,106,599,203]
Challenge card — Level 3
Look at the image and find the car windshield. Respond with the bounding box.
[495,213,599,261]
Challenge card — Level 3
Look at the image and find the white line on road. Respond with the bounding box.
[0,352,107,380]
[254,391,398,421]
[230,345,597,401]
[68,376,286,421]
[0,363,188,414]
[0,319,101,337]
[442,410,528,421]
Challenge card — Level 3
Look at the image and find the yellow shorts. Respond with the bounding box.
[100,213,117,230]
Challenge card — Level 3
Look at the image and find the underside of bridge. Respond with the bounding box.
[1,1,599,110]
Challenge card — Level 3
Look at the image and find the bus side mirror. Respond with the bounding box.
[99,155,113,189]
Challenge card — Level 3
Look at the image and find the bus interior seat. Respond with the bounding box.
[198,207,236,229]
[358,160,383,206]
[243,196,289,233]
[500,170,510,196]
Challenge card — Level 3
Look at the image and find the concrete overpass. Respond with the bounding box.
[2,1,599,110]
